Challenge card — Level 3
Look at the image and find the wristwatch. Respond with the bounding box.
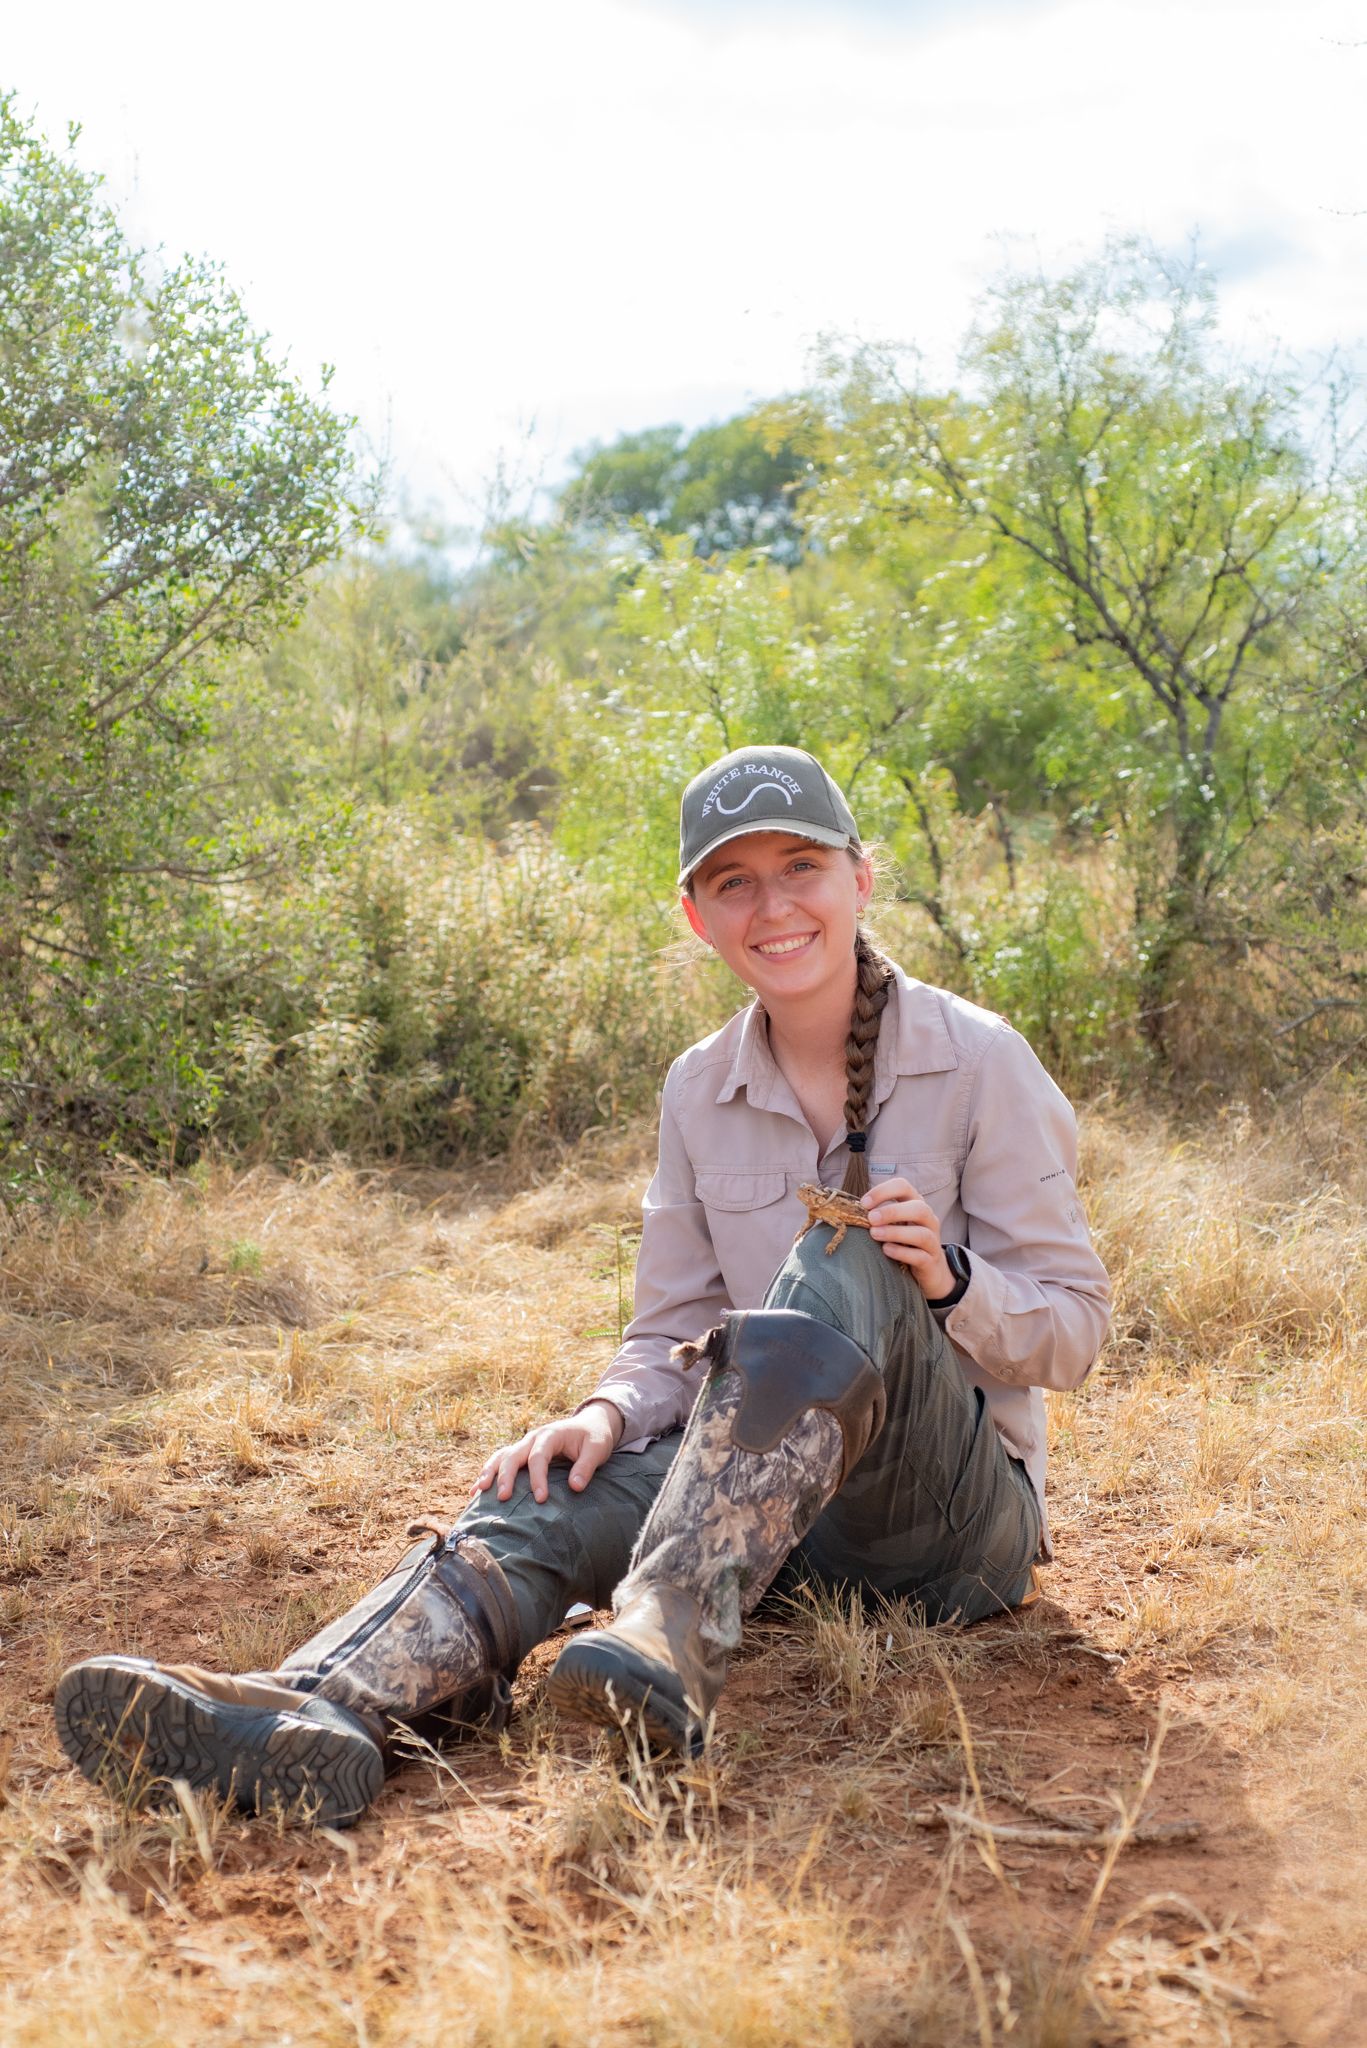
[926,1242,971,1311]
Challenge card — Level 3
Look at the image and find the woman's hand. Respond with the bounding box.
[475,1399,626,1504]
[861,1176,955,1301]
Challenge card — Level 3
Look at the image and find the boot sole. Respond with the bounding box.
[545,1638,701,1757]
[53,1658,383,1828]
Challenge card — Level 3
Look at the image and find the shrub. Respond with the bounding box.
[1,807,722,1189]
[211,811,720,1161]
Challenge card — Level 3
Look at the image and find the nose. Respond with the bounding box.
[754,875,797,921]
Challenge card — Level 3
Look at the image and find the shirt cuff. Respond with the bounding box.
[942,1252,1009,1365]
[575,1384,647,1439]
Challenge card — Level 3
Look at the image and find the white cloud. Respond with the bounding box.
[7,0,1366,518]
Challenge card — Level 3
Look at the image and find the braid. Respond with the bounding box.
[840,930,895,1198]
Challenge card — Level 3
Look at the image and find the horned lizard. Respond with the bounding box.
[796,1182,872,1254]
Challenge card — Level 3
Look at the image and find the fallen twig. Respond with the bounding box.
[907,1803,1201,1848]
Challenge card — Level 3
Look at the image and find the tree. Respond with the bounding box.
[559,409,808,562]
[253,531,594,834]
[804,243,1367,1064]
[0,97,366,1169]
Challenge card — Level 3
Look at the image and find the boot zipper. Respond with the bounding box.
[308,1537,439,1681]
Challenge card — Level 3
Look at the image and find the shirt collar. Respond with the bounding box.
[715,963,958,1110]
[874,965,959,1104]
[715,999,779,1106]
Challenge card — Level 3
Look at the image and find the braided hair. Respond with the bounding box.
[840,929,895,1198]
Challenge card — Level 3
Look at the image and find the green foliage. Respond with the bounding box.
[210,812,718,1160]
[560,409,808,561]
[9,127,1367,1191]
[244,514,643,839]
[250,546,541,826]
[555,541,936,892]
[164,810,715,1163]
[555,242,1367,1086]
[949,870,1140,1086]
[798,244,1367,1064]
[0,97,366,1179]
[2,793,723,1188]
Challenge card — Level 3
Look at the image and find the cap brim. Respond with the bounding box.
[678,819,858,889]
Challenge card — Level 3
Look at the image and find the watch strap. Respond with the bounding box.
[926,1243,971,1311]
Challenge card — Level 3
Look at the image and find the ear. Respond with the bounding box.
[853,854,874,915]
[681,892,710,943]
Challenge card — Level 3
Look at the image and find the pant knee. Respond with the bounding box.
[456,1477,585,1652]
[459,1470,552,1549]
[766,1226,940,1376]
[456,1462,660,1653]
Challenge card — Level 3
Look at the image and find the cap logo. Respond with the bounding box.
[702,763,803,819]
[716,781,794,816]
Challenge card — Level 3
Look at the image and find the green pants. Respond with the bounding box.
[458,1220,1042,1660]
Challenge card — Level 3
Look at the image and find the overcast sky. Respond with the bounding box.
[7,0,1366,530]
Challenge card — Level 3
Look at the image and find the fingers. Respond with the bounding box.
[495,1439,534,1502]
[477,1423,598,1504]
[475,1408,621,1505]
[864,1190,945,1287]
[475,1430,545,1503]
[568,1433,610,1493]
[861,1175,918,1209]
[521,1426,574,1504]
[476,1433,530,1495]
[873,1229,939,1266]
[527,1440,552,1504]
[865,1195,936,1233]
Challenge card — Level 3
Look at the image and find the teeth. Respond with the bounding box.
[756,935,813,956]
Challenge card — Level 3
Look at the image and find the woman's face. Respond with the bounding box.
[683,833,873,1008]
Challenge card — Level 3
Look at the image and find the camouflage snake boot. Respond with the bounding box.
[54,1526,519,1827]
[546,1309,883,1754]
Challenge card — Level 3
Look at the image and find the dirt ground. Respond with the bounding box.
[1,1111,1365,2045]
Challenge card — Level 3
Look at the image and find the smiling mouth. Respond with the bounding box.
[753,932,818,957]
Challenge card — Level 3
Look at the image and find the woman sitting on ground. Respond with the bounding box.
[56,745,1111,1825]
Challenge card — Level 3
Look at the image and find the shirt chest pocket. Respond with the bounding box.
[870,1152,960,1212]
[694,1169,789,1214]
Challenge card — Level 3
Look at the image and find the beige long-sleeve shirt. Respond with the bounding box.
[587,966,1111,1553]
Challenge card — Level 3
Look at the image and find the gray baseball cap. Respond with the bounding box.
[678,745,862,887]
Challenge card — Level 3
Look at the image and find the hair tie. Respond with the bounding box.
[846,1131,867,1154]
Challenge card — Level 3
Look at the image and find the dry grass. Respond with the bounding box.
[1,1098,1365,2042]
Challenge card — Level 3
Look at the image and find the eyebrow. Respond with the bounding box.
[700,840,826,881]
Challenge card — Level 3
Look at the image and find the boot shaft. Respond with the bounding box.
[278,1525,520,1738]
[551,1309,883,1755]
[619,1309,882,1652]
